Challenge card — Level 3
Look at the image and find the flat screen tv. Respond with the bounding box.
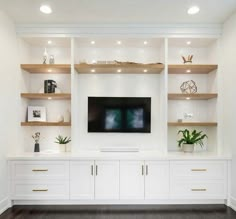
[88,97,151,133]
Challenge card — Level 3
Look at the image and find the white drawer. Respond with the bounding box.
[11,180,69,200]
[11,161,69,180]
[170,180,226,199]
[170,161,226,180]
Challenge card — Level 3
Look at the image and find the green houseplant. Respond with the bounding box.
[55,135,71,152]
[177,129,207,153]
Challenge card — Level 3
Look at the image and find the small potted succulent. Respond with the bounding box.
[32,132,40,152]
[177,129,207,153]
[55,135,71,152]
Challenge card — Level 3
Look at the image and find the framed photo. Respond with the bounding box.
[28,106,46,122]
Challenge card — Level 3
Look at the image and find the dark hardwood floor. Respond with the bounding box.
[1,205,236,219]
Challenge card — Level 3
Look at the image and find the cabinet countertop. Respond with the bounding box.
[7,151,232,161]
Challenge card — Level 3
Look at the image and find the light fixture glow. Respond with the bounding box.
[186,41,191,45]
[48,40,52,45]
[40,5,52,14]
[186,97,191,100]
[117,69,122,73]
[91,41,95,45]
[143,69,148,73]
[48,97,52,100]
[144,41,148,45]
[48,69,52,72]
[117,41,122,45]
[188,6,200,15]
[91,69,96,73]
[186,69,191,73]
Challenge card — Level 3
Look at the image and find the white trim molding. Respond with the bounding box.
[15,23,222,38]
[0,197,10,215]
[230,196,236,211]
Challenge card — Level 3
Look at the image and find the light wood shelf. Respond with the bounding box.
[168,64,218,74]
[75,63,164,74]
[168,93,218,100]
[21,93,71,100]
[21,122,71,127]
[168,122,217,127]
[21,64,71,74]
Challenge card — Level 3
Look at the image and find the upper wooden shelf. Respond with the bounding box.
[21,64,71,74]
[168,64,218,74]
[75,63,164,74]
[168,122,217,127]
[21,93,71,100]
[21,122,71,127]
[168,93,218,100]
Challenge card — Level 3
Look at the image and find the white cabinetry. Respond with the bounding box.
[95,161,119,200]
[120,161,145,199]
[70,161,94,200]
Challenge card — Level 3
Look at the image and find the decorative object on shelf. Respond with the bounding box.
[32,132,40,152]
[55,135,71,152]
[57,115,64,123]
[44,80,57,93]
[177,119,183,123]
[49,55,55,64]
[28,106,46,122]
[114,60,163,65]
[184,112,193,121]
[43,48,48,64]
[180,80,197,94]
[182,55,193,64]
[177,129,208,153]
[64,109,71,123]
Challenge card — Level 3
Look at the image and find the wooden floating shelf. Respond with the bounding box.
[168,93,218,100]
[21,93,71,100]
[21,122,71,127]
[168,122,217,127]
[75,63,164,74]
[21,64,71,74]
[168,64,218,74]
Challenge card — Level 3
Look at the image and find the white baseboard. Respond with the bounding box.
[0,197,10,215]
[230,196,236,211]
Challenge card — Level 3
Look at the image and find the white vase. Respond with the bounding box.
[182,144,194,153]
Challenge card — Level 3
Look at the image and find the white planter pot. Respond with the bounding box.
[182,144,194,153]
[59,144,71,153]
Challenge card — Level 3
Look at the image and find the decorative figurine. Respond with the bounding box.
[49,55,55,64]
[182,55,193,64]
[180,80,197,94]
[43,48,48,64]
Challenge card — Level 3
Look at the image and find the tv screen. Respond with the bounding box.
[88,97,151,133]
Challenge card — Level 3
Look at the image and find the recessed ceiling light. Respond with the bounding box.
[117,41,122,45]
[91,41,95,45]
[47,40,52,45]
[186,41,191,45]
[40,5,52,14]
[144,41,148,45]
[186,69,191,73]
[48,97,52,100]
[48,69,52,72]
[186,97,191,100]
[117,69,122,73]
[91,69,96,73]
[188,6,200,15]
[143,69,148,73]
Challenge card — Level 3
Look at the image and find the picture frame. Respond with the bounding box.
[28,106,46,122]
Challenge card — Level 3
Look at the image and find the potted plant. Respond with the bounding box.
[177,129,207,153]
[32,132,40,152]
[55,135,71,152]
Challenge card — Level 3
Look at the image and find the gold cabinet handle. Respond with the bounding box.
[32,169,48,172]
[191,169,207,172]
[191,189,207,192]
[32,189,48,192]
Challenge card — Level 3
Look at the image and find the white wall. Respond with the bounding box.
[0,11,20,213]
[221,11,236,208]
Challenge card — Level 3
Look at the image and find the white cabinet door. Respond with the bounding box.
[70,161,95,200]
[120,161,145,200]
[145,161,169,199]
[95,161,119,200]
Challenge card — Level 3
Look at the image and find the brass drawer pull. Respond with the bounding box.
[32,169,48,172]
[191,189,207,192]
[191,169,207,172]
[32,189,48,192]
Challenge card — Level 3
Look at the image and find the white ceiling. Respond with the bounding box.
[1,0,236,25]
